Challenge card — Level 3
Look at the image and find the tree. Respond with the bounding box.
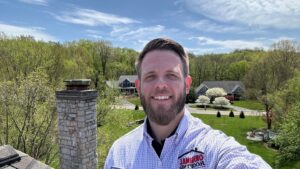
[0,70,57,164]
[190,56,210,87]
[270,72,300,129]
[244,40,300,129]
[213,97,230,108]
[196,95,210,109]
[94,40,113,80]
[260,95,274,129]
[275,102,300,167]
[96,86,119,126]
[196,95,210,105]
[226,60,249,80]
[186,87,197,103]
[269,40,299,90]
[206,88,226,103]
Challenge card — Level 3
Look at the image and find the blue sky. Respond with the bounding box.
[0,0,299,54]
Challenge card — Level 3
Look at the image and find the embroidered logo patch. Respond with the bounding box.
[178,148,205,169]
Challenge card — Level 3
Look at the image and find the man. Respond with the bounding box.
[104,38,271,169]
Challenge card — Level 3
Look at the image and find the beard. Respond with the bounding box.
[140,86,186,126]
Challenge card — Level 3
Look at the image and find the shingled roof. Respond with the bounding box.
[195,81,245,95]
[118,75,138,83]
[0,145,53,169]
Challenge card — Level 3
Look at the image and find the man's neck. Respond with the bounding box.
[148,111,184,144]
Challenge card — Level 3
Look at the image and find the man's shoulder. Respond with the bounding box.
[186,113,212,132]
[185,113,229,143]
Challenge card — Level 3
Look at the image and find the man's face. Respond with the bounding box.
[136,50,191,125]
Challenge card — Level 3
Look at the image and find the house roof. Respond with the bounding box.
[195,81,245,94]
[118,75,138,83]
[0,145,53,169]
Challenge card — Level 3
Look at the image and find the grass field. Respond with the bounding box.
[233,100,265,110]
[126,97,141,106]
[190,104,231,111]
[97,109,145,167]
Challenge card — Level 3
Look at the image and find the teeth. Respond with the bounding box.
[154,96,169,100]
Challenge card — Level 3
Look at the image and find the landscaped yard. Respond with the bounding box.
[96,109,299,169]
[190,104,231,110]
[233,100,265,110]
[126,96,141,106]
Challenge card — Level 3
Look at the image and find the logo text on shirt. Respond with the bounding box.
[178,148,205,169]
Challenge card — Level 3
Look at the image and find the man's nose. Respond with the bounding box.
[154,78,168,89]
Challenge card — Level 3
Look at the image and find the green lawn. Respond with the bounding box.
[97,109,145,167]
[126,97,141,106]
[233,100,265,110]
[190,104,231,111]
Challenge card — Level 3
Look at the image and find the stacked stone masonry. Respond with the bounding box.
[56,90,98,169]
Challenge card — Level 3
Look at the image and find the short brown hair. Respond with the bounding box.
[136,38,189,78]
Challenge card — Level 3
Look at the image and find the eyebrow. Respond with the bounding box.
[166,70,179,74]
[143,71,156,77]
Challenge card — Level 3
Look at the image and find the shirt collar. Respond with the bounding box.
[143,108,190,145]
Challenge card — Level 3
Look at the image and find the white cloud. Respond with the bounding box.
[184,0,300,29]
[108,25,167,51]
[19,0,48,6]
[87,34,102,39]
[270,36,295,42]
[0,22,57,41]
[110,25,165,41]
[85,29,101,34]
[185,19,242,33]
[85,29,103,39]
[54,7,139,26]
[186,47,227,54]
[191,36,267,50]
[110,26,130,36]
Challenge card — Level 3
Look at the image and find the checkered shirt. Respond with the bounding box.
[104,109,272,169]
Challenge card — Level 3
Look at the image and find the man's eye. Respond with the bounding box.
[145,75,155,81]
[167,74,178,80]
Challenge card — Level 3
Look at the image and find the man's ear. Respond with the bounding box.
[185,75,192,94]
[135,79,140,96]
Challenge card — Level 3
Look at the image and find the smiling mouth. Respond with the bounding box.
[152,96,171,100]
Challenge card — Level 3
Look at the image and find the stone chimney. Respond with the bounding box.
[56,79,98,169]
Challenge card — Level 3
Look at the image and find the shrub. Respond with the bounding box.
[97,86,119,126]
[206,88,226,98]
[196,95,210,104]
[134,104,139,110]
[217,111,221,118]
[206,87,226,103]
[213,97,231,108]
[229,110,234,117]
[275,102,300,167]
[186,87,197,103]
[239,111,245,118]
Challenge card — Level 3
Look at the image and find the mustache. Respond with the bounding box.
[153,88,170,95]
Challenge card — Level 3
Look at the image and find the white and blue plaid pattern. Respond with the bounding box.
[104,109,272,169]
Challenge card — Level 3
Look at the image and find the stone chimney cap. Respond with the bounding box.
[64,79,91,86]
[64,79,91,90]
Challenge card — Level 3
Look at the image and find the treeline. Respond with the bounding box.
[190,40,300,167]
[0,35,138,165]
[0,34,299,167]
